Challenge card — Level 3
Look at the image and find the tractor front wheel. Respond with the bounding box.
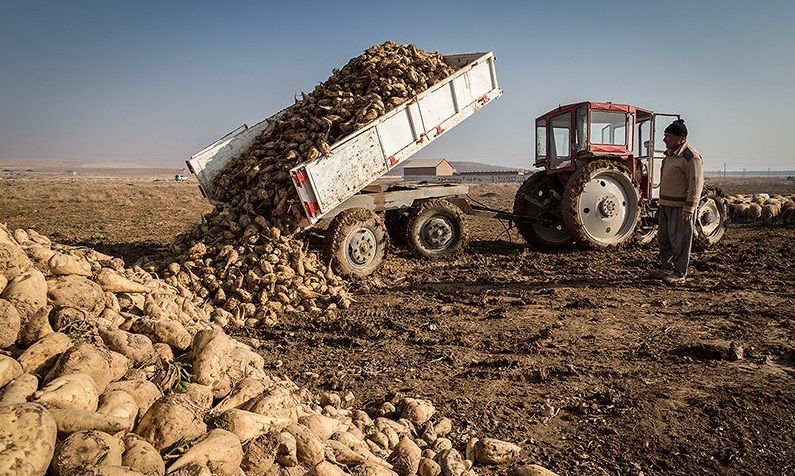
[561,160,641,249]
[512,171,571,251]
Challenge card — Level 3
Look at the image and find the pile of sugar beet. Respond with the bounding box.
[0,42,558,476]
[161,40,464,324]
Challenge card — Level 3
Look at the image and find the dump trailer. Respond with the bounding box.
[188,51,502,277]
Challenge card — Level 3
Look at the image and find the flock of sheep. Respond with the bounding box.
[725,193,795,225]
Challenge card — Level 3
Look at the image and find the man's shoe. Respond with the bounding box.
[663,274,686,284]
[648,269,673,279]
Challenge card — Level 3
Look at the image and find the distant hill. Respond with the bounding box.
[386,160,529,176]
[0,158,185,178]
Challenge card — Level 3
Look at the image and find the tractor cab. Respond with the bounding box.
[533,101,678,200]
[513,101,725,251]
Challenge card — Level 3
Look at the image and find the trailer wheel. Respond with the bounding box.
[561,160,641,249]
[323,208,388,278]
[694,188,728,249]
[403,199,467,259]
[512,171,572,251]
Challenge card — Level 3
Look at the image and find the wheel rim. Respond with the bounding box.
[698,198,723,237]
[346,228,377,267]
[420,216,455,250]
[575,171,639,244]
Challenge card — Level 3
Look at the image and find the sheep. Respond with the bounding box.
[726,202,737,221]
[781,207,794,225]
[754,193,770,202]
[781,201,795,225]
[761,204,781,225]
[733,203,750,222]
[747,203,763,223]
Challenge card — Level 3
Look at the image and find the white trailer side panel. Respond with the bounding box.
[303,128,385,213]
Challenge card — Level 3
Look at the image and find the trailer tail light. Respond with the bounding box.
[434,125,445,137]
[292,170,308,188]
[304,201,319,217]
[388,156,397,166]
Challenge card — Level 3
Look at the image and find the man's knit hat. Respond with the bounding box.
[664,119,687,137]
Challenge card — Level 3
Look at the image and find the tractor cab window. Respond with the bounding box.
[535,118,546,166]
[549,112,572,170]
[590,111,627,146]
[575,107,587,151]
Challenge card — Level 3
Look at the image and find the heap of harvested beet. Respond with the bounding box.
[0,224,537,476]
[163,42,457,321]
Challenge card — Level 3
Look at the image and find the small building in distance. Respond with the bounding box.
[403,159,456,177]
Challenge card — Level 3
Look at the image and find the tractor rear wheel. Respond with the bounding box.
[323,208,388,278]
[403,199,467,259]
[561,160,641,249]
[512,171,571,251]
[694,189,728,248]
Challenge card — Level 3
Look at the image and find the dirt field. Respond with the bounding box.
[1,174,793,476]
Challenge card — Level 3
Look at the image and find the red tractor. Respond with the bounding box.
[512,101,728,250]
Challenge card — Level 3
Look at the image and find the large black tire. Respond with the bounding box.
[403,199,467,259]
[323,208,388,278]
[694,188,728,249]
[512,171,572,251]
[561,160,641,249]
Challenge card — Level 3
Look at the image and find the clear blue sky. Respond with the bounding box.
[1,0,793,171]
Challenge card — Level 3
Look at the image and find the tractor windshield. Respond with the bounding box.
[588,111,627,146]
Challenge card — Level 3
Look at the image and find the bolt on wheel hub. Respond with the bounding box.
[348,229,376,265]
[700,209,715,225]
[422,217,454,249]
[598,196,619,218]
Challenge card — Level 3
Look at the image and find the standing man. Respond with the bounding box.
[657,119,703,283]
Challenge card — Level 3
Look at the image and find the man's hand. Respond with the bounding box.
[681,209,694,223]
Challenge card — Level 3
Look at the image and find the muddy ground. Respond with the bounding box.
[1,175,793,476]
